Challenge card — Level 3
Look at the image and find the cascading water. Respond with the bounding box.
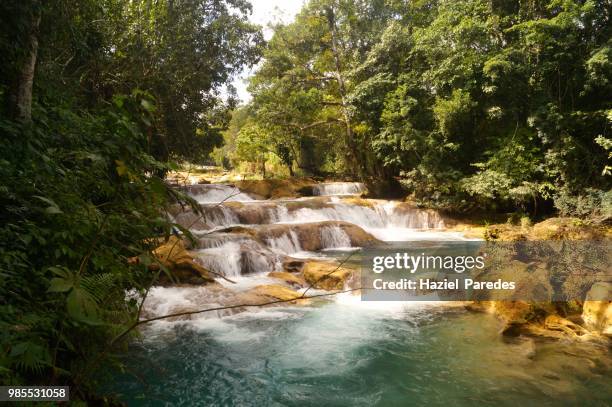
[187,184,254,203]
[313,181,366,196]
[106,181,610,406]
[196,242,244,277]
[320,225,352,249]
[175,198,446,233]
[266,230,302,254]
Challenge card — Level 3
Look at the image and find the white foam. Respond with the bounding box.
[320,225,352,248]
[196,242,243,277]
[266,231,302,254]
[313,182,366,196]
[190,184,254,203]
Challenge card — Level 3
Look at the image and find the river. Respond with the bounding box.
[105,182,611,406]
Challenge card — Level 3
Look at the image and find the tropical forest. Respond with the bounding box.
[1,0,611,405]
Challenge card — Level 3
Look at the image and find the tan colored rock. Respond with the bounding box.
[220,221,379,251]
[544,315,589,337]
[339,197,375,208]
[488,301,536,326]
[482,217,609,241]
[129,236,214,284]
[283,259,305,273]
[235,178,317,199]
[303,261,353,291]
[582,282,612,337]
[247,284,308,305]
[267,271,306,288]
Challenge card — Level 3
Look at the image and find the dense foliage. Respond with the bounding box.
[225,0,611,216]
[0,0,261,398]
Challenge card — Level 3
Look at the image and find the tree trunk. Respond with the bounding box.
[325,5,364,180]
[260,156,266,178]
[12,4,41,122]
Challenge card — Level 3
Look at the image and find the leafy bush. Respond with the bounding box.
[0,93,184,394]
[553,188,612,221]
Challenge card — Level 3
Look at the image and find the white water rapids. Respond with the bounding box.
[145,182,475,319]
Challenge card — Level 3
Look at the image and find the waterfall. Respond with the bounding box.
[276,203,387,228]
[384,203,445,229]
[201,205,239,229]
[320,226,352,249]
[266,231,302,254]
[196,238,285,277]
[196,242,244,277]
[169,182,451,278]
[313,182,366,196]
[274,201,443,230]
[186,184,254,203]
[196,232,249,249]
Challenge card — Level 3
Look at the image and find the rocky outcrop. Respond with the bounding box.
[466,239,611,341]
[483,217,610,241]
[235,178,317,199]
[220,221,379,251]
[301,260,353,291]
[582,282,612,337]
[128,236,215,285]
[267,271,306,288]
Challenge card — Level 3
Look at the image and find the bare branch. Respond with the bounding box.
[110,286,363,347]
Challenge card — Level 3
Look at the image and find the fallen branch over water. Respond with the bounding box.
[112,252,357,347]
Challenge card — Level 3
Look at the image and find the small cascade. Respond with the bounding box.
[173,199,445,232]
[195,238,285,277]
[267,204,289,223]
[196,242,244,277]
[385,204,445,229]
[201,205,239,228]
[172,205,238,231]
[196,232,249,249]
[276,203,387,228]
[313,182,366,196]
[186,184,254,203]
[266,231,302,254]
[168,181,451,279]
[320,226,352,249]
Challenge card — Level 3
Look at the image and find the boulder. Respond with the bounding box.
[129,236,214,285]
[582,282,612,337]
[302,260,353,291]
[267,271,306,288]
[283,259,305,273]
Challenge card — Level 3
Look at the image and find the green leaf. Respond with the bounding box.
[115,160,128,176]
[140,99,155,113]
[48,277,73,292]
[33,195,63,214]
[66,288,101,325]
